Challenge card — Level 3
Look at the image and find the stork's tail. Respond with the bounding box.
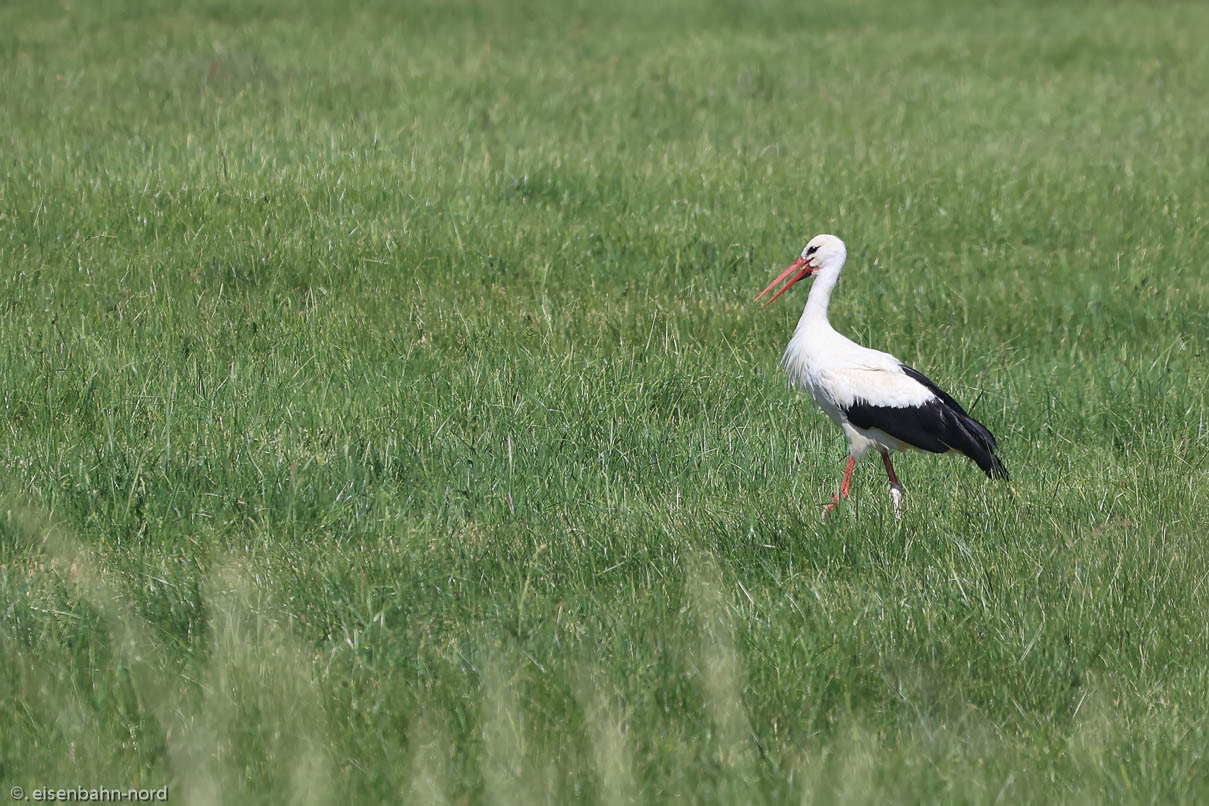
[946,409,1008,480]
[895,364,1008,481]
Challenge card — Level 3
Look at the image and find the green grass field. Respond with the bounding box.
[3,0,1209,802]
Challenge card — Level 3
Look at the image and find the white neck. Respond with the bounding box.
[796,258,844,332]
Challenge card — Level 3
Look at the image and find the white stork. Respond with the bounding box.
[757,234,1007,518]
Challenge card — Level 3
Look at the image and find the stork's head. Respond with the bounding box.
[755,234,847,306]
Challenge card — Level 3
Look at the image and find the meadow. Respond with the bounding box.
[2,0,1209,802]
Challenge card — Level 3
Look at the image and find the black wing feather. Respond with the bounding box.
[844,364,1008,480]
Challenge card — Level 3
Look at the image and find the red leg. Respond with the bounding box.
[823,455,856,516]
[881,451,904,518]
[880,451,899,485]
[841,455,856,497]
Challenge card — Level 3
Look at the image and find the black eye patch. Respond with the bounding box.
[806,245,819,255]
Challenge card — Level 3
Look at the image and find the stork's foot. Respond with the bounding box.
[889,482,904,520]
[822,455,857,521]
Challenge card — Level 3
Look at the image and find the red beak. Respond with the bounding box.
[755,257,814,306]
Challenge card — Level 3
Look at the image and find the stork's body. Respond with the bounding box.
[757,235,1007,518]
